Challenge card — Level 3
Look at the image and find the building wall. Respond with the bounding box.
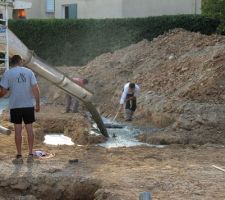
[55,0,201,19]
[18,0,54,19]
[122,0,201,17]
[21,0,42,19]
[22,0,202,19]
[55,0,123,19]
[1,0,40,19]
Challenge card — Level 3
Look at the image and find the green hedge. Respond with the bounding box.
[9,15,219,66]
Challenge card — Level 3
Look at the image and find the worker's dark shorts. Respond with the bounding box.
[10,107,35,124]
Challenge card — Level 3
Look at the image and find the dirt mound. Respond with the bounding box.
[55,28,225,145]
[67,28,225,104]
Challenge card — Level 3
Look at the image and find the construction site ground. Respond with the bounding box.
[1,29,225,199]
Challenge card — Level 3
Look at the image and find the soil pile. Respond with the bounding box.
[56,28,225,145]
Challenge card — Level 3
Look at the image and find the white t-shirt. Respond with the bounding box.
[120,82,140,104]
[0,66,37,109]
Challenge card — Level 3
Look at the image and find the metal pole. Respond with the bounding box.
[194,0,197,15]
[5,2,9,70]
[0,125,11,135]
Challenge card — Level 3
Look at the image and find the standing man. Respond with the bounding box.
[119,82,140,121]
[0,55,40,161]
[65,78,88,113]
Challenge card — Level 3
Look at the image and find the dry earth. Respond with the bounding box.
[1,29,225,199]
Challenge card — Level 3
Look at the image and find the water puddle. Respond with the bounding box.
[99,126,148,148]
[44,134,74,145]
[95,117,165,148]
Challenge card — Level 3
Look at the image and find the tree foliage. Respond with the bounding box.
[9,15,219,66]
[202,0,225,33]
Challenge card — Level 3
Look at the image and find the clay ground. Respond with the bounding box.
[0,105,225,200]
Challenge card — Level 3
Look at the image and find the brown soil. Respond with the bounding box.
[1,29,225,199]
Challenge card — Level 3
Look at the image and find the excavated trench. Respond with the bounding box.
[0,174,101,200]
[35,116,161,148]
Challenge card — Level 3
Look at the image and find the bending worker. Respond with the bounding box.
[119,82,140,121]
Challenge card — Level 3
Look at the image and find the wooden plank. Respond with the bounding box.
[212,165,225,172]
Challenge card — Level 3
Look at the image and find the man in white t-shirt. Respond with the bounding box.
[119,82,140,121]
[0,55,40,162]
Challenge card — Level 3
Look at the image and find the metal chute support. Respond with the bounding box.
[0,125,11,135]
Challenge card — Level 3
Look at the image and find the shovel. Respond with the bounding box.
[112,111,120,122]
[112,106,122,122]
